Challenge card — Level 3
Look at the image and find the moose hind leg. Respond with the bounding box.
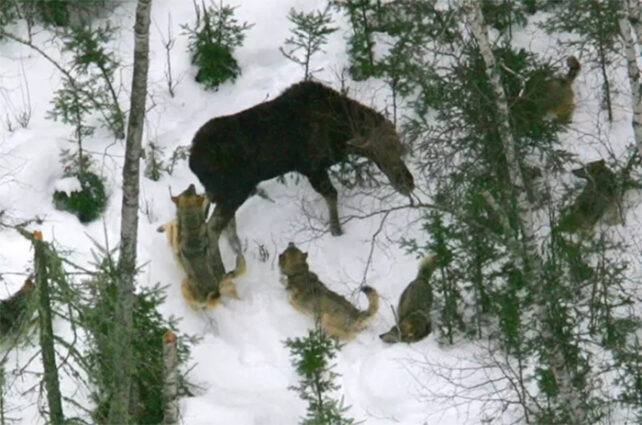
[207,194,248,279]
[223,216,243,256]
[223,215,246,281]
[307,170,342,236]
[207,205,234,281]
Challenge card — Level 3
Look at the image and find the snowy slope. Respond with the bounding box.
[0,1,640,424]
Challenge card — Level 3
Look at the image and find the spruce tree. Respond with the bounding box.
[280,5,337,80]
[182,1,253,90]
[330,0,383,80]
[375,0,642,421]
[543,0,622,121]
[285,326,355,425]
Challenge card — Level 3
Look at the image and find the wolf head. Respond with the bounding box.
[379,317,431,344]
[278,242,309,276]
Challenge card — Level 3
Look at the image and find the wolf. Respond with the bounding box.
[379,255,438,344]
[278,242,379,339]
[543,56,581,122]
[0,278,35,336]
[557,159,619,234]
[158,184,245,309]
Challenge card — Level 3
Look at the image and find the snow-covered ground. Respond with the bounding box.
[0,1,640,424]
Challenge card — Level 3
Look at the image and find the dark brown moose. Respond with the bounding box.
[189,80,414,277]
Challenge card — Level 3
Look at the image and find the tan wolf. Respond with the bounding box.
[157,184,245,309]
[379,256,438,343]
[278,242,379,339]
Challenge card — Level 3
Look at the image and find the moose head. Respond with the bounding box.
[346,118,415,196]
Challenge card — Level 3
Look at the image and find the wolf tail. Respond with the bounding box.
[358,286,379,322]
[417,254,440,282]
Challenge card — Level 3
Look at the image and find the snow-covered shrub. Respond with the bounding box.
[52,170,107,223]
[182,1,252,90]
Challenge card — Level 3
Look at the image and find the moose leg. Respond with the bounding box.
[206,209,226,282]
[207,205,235,280]
[223,216,243,256]
[207,195,247,279]
[307,170,342,236]
[222,216,246,282]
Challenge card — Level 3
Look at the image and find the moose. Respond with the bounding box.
[189,80,414,277]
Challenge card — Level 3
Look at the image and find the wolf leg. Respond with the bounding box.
[157,219,180,258]
[218,276,239,299]
[181,277,205,310]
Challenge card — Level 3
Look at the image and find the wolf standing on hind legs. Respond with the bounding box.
[278,242,379,339]
[157,184,245,309]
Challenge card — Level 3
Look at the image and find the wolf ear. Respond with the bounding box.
[171,195,180,205]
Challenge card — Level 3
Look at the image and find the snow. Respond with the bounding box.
[53,176,82,194]
[0,1,640,424]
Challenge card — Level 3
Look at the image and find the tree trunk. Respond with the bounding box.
[162,330,179,425]
[618,4,642,157]
[465,1,586,423]
[597,37,613,122]
[0,359,5,425]
[626,0,642,43]
[108,0,152,423]
[33,231,65,425]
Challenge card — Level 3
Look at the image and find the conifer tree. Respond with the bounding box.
[182,1,253,90]
[367,0,642,422]
[543,0,621,121]
[285,326,355,425]
[280,5,337,80]
[330,0,383,80]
